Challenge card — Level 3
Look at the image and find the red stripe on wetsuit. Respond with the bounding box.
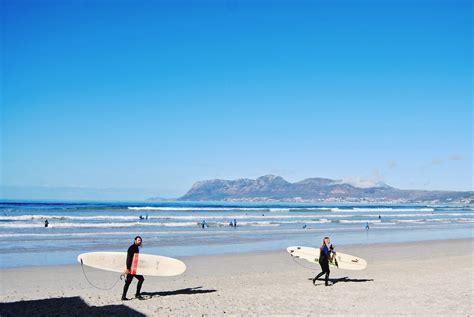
[130,253,139,275]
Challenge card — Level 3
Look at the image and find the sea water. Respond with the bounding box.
[0,201,472,267]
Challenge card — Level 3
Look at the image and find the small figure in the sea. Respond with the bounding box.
[145,214,148,220]
[378,215,381,219]
[365,222,370,230]
[201,220,208,229]
[313,236,335,286]
[302,224,307,229]
[122,236,145,301]
[229,220,234,227]
[139,215,144,220]
[44,219,49,228]
[233,219,237,228]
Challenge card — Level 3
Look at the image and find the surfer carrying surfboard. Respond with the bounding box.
[122,236,145,300]
[312,236,335,286]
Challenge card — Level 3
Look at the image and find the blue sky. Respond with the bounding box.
[1,0,472,200]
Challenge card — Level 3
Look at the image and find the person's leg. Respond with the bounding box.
[122,274,133,300]
[313,271,325,285]
[313,263,327,284]
[325,267,331,286]
[135,275,145,297]
[314,271,325,281]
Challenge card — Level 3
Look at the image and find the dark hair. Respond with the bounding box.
[134,236,142,241]
[321,236,330,249]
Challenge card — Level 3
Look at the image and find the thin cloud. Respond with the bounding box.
[449,155,463,161]
[342,170,386,188]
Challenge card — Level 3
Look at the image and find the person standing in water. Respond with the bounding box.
[122,236,145,300]
[313,236,335,286]
[44,219,49,227]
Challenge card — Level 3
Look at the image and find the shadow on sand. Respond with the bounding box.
[142,286,217,298]
[308,276,374,285]
[0,296,146,317]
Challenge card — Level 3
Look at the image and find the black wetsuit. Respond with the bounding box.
[314,245,331,286]
[122,243,144,299]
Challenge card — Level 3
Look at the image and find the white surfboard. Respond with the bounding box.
[287,246,367,270]
[77,252,186,277]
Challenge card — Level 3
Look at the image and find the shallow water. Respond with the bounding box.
[0,201,472,267]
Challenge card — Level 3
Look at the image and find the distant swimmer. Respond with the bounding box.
[139,215,144,220]
[122,236,145,301]
[302,224,307,229]
[145,214,148,220]
[365,222,370,230]
[233,219,237,228]
[200,220,208,229]
[378,215,381,219]
[44,219,49,228]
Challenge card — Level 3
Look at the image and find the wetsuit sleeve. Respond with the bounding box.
[322,245,330,256]
[126,245,134,270]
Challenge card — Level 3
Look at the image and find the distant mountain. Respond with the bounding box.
[177,175,474,203]
[146,196,176,201]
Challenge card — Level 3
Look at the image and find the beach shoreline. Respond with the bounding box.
[1,238,473,316]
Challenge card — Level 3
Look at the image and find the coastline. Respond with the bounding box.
[1,238,473,315]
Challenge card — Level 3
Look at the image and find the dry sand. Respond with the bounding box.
[1,239,473,316]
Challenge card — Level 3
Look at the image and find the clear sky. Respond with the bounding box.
[1,0,472,200]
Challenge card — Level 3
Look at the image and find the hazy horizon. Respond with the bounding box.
[1,173,473,202]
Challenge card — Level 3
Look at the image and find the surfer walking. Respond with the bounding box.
[122,236,145,300]
[313,236,335,286]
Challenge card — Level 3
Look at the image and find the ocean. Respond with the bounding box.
[0,201,473,268]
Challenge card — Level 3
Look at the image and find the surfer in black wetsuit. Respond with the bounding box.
[122,236,145,300]
[313,236,335,286]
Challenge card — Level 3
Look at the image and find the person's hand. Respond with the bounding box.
[124,269,130,275]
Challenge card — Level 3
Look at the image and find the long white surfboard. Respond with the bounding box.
[287,246,367,270]
[77,252,186,277]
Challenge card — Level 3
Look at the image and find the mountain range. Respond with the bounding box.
[176,175,473,203]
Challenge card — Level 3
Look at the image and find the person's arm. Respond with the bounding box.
[125,245,134,272]
[329,245,338,267]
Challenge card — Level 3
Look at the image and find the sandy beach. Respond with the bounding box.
[1,238,473,316]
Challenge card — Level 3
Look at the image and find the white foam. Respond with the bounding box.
[0,222,158,229]
[0,219,294,229]
[128,206,270,211]
[0,214,324,221]
[348,208,435,212]
[395,219,424,223]
[127,206,437,213]
[337,220,382,224]
[358,213,474,217]
[0,215,142,221]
